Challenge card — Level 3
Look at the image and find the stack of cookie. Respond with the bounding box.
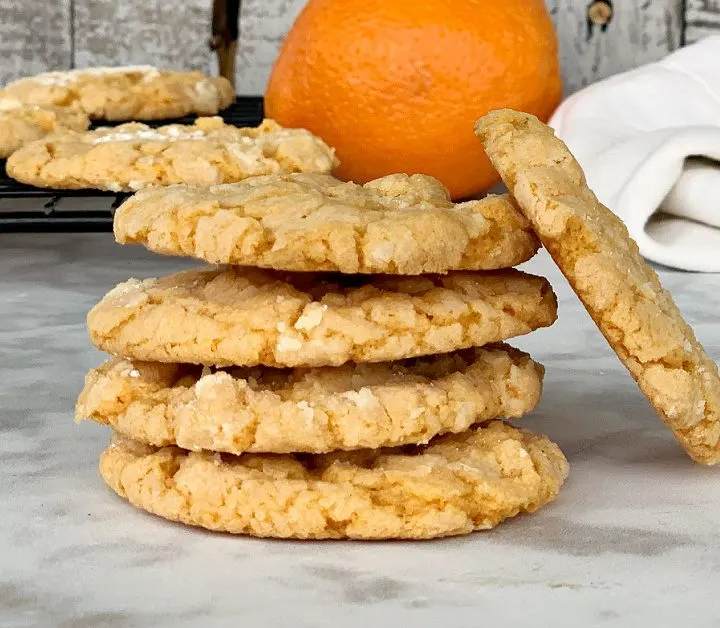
[2,64,338,202]
[76,172,569,540]
[2,66,339,191]
[0,66,234,161]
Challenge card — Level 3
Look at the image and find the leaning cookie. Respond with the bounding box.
[6,118,337,192]
[87,266,557,367]
[100,421,568,539]
[1,66,234,120]
[476,109,720,465]
[77,344,544,453]
[113,172,540,274]
[0,99,89,158]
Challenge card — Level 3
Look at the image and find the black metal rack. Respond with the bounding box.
[0,97,264,232]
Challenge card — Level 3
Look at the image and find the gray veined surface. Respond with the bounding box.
[1,231,719,627]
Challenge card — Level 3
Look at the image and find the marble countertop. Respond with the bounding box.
[1,232,719,628]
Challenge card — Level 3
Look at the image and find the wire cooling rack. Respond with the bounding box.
[0,97,264,232]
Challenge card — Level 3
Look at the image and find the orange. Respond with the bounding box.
[265,0,562,199]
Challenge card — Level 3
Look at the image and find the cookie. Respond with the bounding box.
[0,98,89,158]
[77,344,544,453]
[1,66,234,120]
[476,109,720,465]
[6,118,337,192]
[112,173,539,274]
[87,266,557,367]
[99,421,568,539]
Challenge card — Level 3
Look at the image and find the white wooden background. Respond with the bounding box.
[0,0,716,95]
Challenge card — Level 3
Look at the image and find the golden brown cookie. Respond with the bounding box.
[0,98,89,158]
[476,109,720,465]
[87,266,557,367]
[1,66,234,120]
[6,118,337,192]
[99,421,568,539]
[77,344,544,453]
[112,173,539,274]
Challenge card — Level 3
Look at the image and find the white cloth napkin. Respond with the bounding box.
[549,36,720,272]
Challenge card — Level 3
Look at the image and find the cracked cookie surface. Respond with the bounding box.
[87,266,557,367]
[99,421,568,539]
[113,172,539,274]
[1,66,234,120]
[476,109,720,465]
[0,99,89,158]
[77,344,544,453]
[6,118,337,191]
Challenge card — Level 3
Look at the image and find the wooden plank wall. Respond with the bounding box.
[0,0,715,94]
[73,0,215,74]
[0,1,73,84]
[549,0,684,90]
[686,0,720,42]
